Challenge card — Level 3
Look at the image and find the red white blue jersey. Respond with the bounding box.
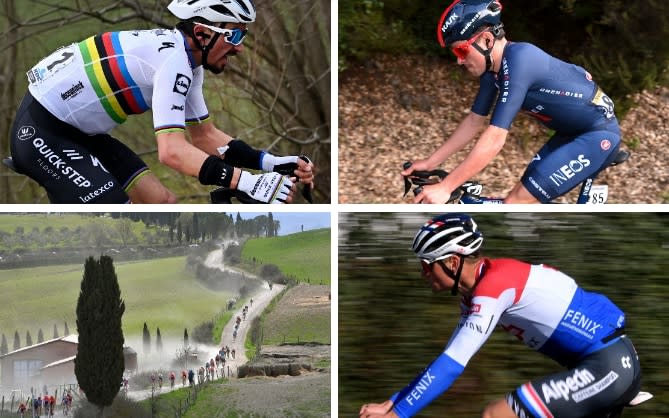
[26,29,209,135]
[446,258,624,367]
[471,42,618,135]
[391,258,625,418]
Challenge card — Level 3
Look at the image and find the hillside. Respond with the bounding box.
[0,256,233,338]
[339,55,669,203]
[241,229,331,284]
[260,283,331,345]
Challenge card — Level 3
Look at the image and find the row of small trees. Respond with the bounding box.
[0,322,71,354]
[141,323,183,356]
[0,213,283,255]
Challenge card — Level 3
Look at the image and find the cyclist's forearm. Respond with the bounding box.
[157,133,212,176]
[390,352,465,418]
[427,113,485,168]
[156,132,241,188]
[192,126,266,170]
[443,125,507,191]
[188,121,234,155]
[155,134,196,171]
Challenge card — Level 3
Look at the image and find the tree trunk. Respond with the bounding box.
[1,0,18,203]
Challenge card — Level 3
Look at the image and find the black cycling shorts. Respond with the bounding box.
[506,336,641,418]
[10,92,150,203]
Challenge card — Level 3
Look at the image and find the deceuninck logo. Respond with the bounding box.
[17,126,36,141]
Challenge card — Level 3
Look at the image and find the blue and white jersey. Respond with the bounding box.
[471,43,618,135]
[391,258,625,418]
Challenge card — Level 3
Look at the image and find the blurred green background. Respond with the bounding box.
[339,212,669,417]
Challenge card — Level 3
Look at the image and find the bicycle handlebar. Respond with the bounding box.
[402,161,464,203]
[210,155,314,204]
[402,162,448,195]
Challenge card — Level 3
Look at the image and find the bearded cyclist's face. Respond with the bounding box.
[421,259,456,293]
[201,23,248,75]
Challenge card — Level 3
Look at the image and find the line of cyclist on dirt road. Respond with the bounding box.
[138,344,238,394]
[17,391,73,417]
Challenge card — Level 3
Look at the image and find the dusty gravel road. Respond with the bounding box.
[214,281,285,372]
[124,283,286,406]
[126,247,285,402]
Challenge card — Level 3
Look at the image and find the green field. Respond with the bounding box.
[0,256,232,341]
[262,308,330,345]
[260,285,330,346]
[241,229,330,284]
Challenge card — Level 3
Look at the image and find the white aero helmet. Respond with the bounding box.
[412,213,483,263]
[168,0,256,24]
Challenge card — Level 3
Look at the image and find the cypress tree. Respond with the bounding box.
[183,328,189,348]
[267,213,274,237]
[64,321,70,336]
[53,324,59,339]
[74,256,125,415]
[25,331,32,346]
[37,329,44,343]
[143,323,151,355]
[0,334,7,355]
[156,328,163,353]
[13,330,20,350]
[193,213,200,242]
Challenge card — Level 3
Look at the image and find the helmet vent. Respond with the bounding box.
[211,5,235,18]
[237,0,252,15]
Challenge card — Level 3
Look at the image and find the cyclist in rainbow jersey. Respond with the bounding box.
[10,0,314,203]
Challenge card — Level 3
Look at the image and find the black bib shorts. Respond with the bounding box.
[10,92,149,203]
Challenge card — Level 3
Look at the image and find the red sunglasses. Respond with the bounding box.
[451,31,486,60]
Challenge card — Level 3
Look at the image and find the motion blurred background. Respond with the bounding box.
[339,212,669,417]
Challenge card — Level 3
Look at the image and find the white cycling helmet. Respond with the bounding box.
[412,213,483,263]
[168,0,256,24]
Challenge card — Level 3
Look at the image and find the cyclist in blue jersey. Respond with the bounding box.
[10,0,314,203]
[401,0,622,204]
[360,214,644,418]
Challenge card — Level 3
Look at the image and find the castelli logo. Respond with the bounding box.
[600,139,611,151]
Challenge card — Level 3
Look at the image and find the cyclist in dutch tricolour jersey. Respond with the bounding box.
[401,0,622,204]
[10,0,314,204]
[360,214,642,418]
